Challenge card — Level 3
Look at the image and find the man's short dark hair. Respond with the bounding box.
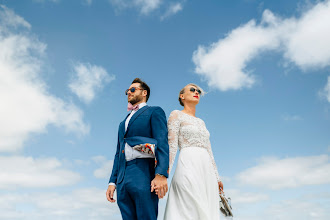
[132,78,150,102]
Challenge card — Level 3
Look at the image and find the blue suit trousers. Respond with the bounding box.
[117,158,159,220]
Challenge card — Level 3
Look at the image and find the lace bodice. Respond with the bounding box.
[168,110,221,182]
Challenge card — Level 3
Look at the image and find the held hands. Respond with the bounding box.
[151,174,168,199]
[106,185,116,203]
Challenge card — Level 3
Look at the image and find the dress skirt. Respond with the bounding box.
[164,147,220,220]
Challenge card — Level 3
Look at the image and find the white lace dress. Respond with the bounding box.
[164,110,221,220]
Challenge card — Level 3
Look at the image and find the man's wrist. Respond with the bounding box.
[156,174,166,178]
[109,182,116,187]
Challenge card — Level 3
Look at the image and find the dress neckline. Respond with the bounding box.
[179,110,198,119]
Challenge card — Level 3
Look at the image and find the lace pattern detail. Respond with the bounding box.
[168,110,221,182]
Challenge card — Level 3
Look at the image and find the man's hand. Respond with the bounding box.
[151,174,168,199]
[106,185,116,203]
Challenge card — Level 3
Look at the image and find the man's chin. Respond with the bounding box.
[128,96,141,105]
[129,100,137,105]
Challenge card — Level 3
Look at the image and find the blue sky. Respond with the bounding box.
[0,0,329,219]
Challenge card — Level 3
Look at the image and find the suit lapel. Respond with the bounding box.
[121,113,130,136]
[124,105,149,137]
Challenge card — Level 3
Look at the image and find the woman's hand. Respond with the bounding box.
[218,181,224,193]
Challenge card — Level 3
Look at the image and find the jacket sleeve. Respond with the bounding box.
[150,107,169,178]
[108,127,120,184]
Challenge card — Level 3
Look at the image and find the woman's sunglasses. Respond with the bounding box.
[190,87,202,94]
[125,87,143,95]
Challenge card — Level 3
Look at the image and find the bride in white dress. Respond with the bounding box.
[163,83,223,220]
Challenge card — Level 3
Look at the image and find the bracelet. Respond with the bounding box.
[156,174,165,177]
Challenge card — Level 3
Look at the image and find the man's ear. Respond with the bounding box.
[142,90,148,97]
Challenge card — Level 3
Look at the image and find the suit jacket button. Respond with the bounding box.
[122,150,125,153]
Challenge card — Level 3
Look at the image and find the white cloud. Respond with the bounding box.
[161,2,183,20]
[0,156,81,189]
[282,114,302,121]
[265,197,330,220]
[74,159,90,166]
[320,75,330,103]
[92,156,113,179]
[0,6,89,152]
[0,188,121,220]
[109,0,162,15]
[192,1,330,91]
[0,5,30,30]
[232,194,330,220]
[230,191,330,220]
[283,2,330,70]
[69,62,115,104]
[137,0,162,14]
[225,189,269,205]
[237,155,330,189]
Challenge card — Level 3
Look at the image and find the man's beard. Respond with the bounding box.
[129,94,143,105]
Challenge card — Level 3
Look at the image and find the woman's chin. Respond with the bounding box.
[186,99,199,105]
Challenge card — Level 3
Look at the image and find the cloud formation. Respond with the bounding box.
[237,154,330,189]
[0,156,81,189]
[0,6,89,152]
[109,0,162,15]
[225,189,269,204]
[92,156,113,179]
[266,196,330,220]
[193,1,330,91]
[231,193,330,220]
[0,188,121,219]
[69,62,115,104]
[321,76,330,102]
[161,2,183,20]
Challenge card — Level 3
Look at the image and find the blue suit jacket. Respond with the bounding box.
[109,106,169,185]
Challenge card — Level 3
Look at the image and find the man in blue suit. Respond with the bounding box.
[106,78,169,220]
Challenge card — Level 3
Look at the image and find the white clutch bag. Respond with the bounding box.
[219,191,233,217]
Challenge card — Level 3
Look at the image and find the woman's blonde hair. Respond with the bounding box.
[178,83,205,106]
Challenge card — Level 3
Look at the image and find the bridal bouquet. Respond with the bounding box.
[219,191,233,217]
[132,143,157,166]
[132,143,155,155]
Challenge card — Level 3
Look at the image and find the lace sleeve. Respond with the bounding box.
[206,141,221,182]
[168,110,180,175]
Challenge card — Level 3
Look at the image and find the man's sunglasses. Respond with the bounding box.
[190,87,202,94]
[125,87,143,95]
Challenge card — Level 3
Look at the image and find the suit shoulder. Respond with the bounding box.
[149,106,166,116]
[149,106,164,112]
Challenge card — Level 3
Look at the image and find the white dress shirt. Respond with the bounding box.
[109,102,155,187]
